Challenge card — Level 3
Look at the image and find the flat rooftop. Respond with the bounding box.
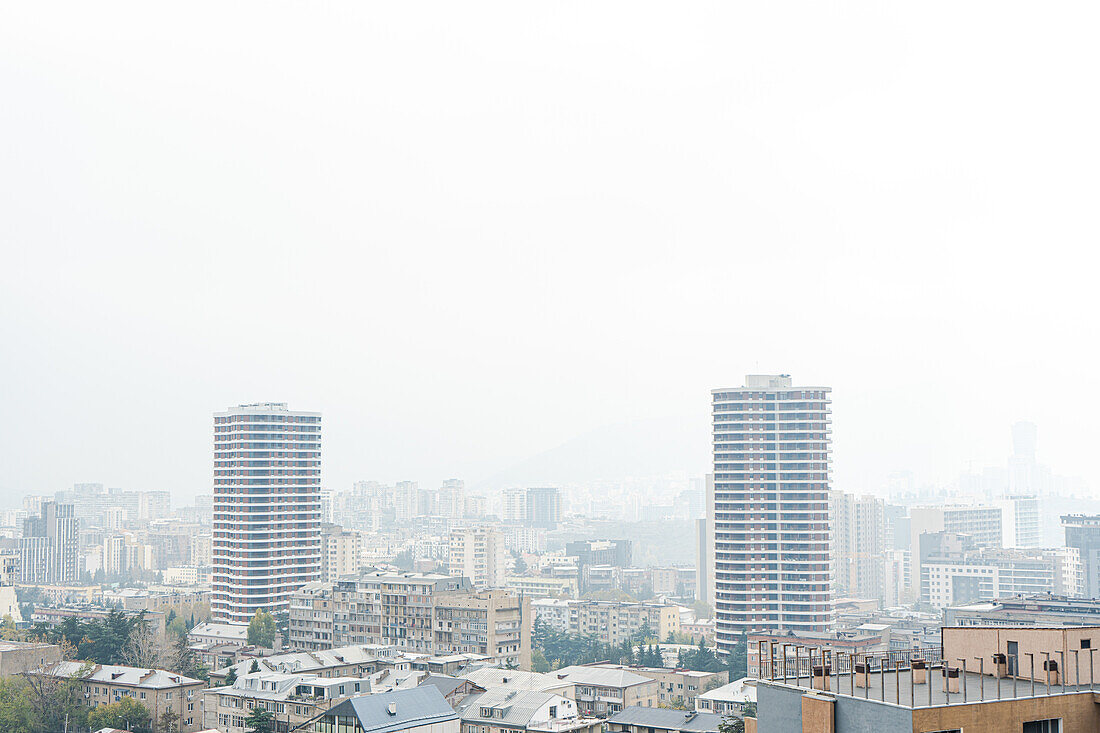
[760,665,1100,709]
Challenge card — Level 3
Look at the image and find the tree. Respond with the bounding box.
[23,662,92,733]
[248,609,277,648]
[692,600,714,620]
[123,620,170,669]
[245,705,274,733]
[156,707,180,733]
[717,715,744,733]
[225,667,238,685]
[165,633,208,681]
[89,696,153,733]
[0,615,19,641]
[531,648,550,674]
[0,677,37,733]
[250,659,261,673]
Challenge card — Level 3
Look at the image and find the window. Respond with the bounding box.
[1082,639,1092,649]
[1023,720,1061,733]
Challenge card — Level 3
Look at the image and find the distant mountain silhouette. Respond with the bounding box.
[475,415,709,489]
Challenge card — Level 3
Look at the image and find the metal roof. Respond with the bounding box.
[325,687,457,733]
[607,706,725,733]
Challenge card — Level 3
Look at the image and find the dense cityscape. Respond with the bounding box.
[4,3,1096,732]
[2,382,1099,732]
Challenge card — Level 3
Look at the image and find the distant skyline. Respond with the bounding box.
[4,3,1099,504]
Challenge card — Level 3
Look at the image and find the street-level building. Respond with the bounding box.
[317,686,459,733]
[39,662,204,732]
[607,707,724,733]
[457,687,601,733]
[547,666,659,717]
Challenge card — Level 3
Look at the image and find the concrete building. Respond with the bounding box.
[910,504,1003,597]
[317,687,459,733]
[921,546,1081,609]
[694,677,756,716]
[582,663,727,709]
[695,475,716,606]
[998,495,1042,548]
[711,375,832,648]
[437,479,466,520]
[607,707,724,733]
[212,402,322,623]
[203,671,368,733]
[321,523,362,581]
[829,490,885,601]
[502,488,528,523]
[20,502,78,584]
[751,625,1100,733]
[0,640,62,676]
[944,594,1100,627]
[42,662,205,732]
[532,599,681,647]
[287,581,334,650]
[449,526,504,589]
[504,575,577,599]
[526,487,563,529]
[287,572,530,668]
[457,687,601,733]
[548,666,659,717]
[1063,514,1100,598]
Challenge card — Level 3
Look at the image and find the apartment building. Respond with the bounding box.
[288,581,334,650]
[581,663,727,709]
[288,572,530,667]
[204,671,368,733]
[711,375,832,650]
[504,575,578,599]
[41,662,205,732]
[531,599,681,646]
[321,523,362,581]
[922,546,1081,609]
[829,490,885,600]
[548,666,659,717]
[20,502,78,584]
[434,589,531,670]
[317,687,459,733]
[944,594,1100,627]
[449,526,505,589]
[212,402,322,623]
[457,687,601,733]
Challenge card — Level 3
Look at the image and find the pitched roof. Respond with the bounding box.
[48,662,201,688]
[456,687,559,726]
[419,674,471,697]
[324,687,457,733]
[606,707,724,733]
[548,666,655,688]
[461,667,567,692]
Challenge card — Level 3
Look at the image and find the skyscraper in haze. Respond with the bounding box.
[212,402,322,624]
[711,375,832,652]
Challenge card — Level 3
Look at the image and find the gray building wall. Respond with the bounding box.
[756,682,915,733]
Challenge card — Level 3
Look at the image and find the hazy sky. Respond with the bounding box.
[3,2,1098,505]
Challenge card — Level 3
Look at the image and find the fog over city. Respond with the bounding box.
[6,5,1100,733]
[3,2,1098,505]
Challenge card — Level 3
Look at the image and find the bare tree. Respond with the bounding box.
[123,622,171,669]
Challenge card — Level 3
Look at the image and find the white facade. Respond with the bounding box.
[449,527,504,588]
[212,403,322,623]
[829,490,885,600]
[711,375,832,651]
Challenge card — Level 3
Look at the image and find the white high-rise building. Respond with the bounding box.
[449,526,504,589]
[501,488,527,523]
[711,375,832,652]
[829,490,886,601]
[212,403,322,624]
